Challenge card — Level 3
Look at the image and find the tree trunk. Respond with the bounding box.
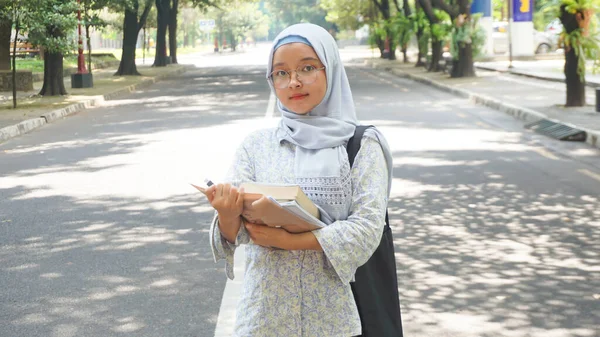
[415,26,426,67]
[451,43,475,77]
[154,0,169,67]
[115,8,141,76]
[0,17,11,71]
[414,4,426,67]
[168,0,178,64]
[387,34,396,60]
[86,24,93,75]
[429,39,443,72]
[564,46,585,106]
[12,17,19,108]
[402,0,411,63]
[560,5,586,107]
[39,51,67,96]
[376,35,385,58]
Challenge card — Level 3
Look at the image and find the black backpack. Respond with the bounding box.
[346,125,404,337]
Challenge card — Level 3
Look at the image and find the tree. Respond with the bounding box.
[82,0,109,74]
[26,0,79,96]
[206,1,268,51]
[114,0,153,76]
[412,5,429,67]
[153,0,169,66]
[372,0,397,60]
[431,0,479,77]
[265,0,333,39]
[0,0,11,71]
[320,0,372,31]
[392,0,412,63]
[417,0,447,71]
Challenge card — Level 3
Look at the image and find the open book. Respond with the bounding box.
[191,182,324,233]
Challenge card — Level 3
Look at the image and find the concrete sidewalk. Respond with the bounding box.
[367,58,600,150]
[475,59,600,87]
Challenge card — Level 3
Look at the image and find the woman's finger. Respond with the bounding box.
[236,187,244,208]
[216,184,224,197]
[205,186,216,202]
[223,183,232,198]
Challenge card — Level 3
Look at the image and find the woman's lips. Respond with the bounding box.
[290,94,308,100]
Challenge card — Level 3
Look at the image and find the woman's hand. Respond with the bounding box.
[245,223,290,249]
[206,183,244,243]
[206,183,244,222]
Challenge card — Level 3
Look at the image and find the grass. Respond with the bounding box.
[12,45,212,73]
[14,55,119,73]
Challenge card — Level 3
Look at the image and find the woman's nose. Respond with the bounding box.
[288,71,302,88]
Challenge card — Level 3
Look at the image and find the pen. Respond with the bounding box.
[205,179,214,187]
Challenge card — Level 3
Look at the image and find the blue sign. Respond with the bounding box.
[513,0,533,22]
[471,0,492,17]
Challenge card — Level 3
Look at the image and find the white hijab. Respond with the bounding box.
[267,23,393,197]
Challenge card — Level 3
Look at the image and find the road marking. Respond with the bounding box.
[214,246,245,337]
[579,169,600,182]
[457,113,467,118]
[532,147,559,160]
[476,121,490,128]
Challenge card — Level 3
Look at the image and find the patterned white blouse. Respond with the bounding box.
[209,127,389,337]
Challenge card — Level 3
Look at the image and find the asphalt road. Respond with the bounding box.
[1,45,599,337]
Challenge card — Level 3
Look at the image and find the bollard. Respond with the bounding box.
[597,88,600,112]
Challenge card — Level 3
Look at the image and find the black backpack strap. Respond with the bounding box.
[347,125,390,231]
[347,125,373,168]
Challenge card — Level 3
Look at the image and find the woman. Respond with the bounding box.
[206,23,393,337]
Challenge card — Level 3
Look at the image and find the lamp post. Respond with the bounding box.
[508,0,514,69]
[71,0,93,88]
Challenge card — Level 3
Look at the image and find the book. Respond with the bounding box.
[239,182,319,219]
[190,181,324,233]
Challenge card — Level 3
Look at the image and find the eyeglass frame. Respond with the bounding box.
[268,65,326,89]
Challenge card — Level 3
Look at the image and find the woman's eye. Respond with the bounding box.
[301,65,316,72]
[274,70,288,77]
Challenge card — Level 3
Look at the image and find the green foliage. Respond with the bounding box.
[25,0,79,54]
[265,0,332,39]
[543,0,600,80]
[320,0,371,30]
[410,8,430,55]
[430,9,452,41]
[206,1,269,46]
[563,26,600,80]
[561,0,600,13]
[450,13,487,60]
[391,12,413,48]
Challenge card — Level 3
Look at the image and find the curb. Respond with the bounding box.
[368,61,600,150]
[0,65,189,143]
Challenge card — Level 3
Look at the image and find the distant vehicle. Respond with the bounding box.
[492,21,558,55]
[545,19,563,35]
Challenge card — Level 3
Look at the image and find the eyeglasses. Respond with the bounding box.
[269,64,325,89]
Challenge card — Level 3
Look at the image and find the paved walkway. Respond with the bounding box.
[367,58,600,149]
[475,59,600,87]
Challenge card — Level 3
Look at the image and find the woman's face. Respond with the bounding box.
[271,43,327,115]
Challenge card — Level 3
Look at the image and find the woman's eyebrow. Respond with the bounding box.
[300,57,319,62]
[273,57,321,68]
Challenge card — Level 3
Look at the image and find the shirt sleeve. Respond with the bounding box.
[209,140,255,280]
[312,135,389,284]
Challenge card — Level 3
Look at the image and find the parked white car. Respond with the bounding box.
[492,22,558,54]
